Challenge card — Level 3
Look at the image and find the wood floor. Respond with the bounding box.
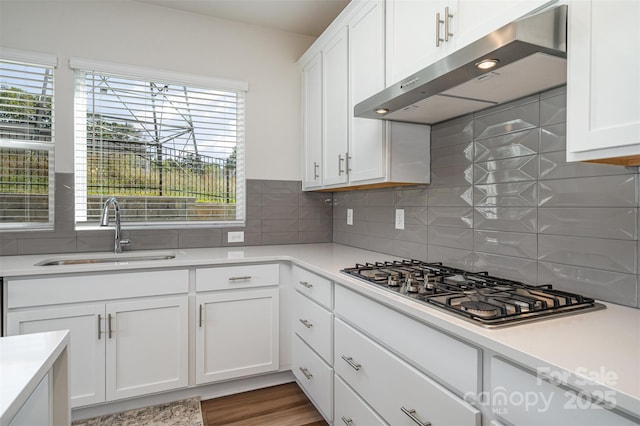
[201,383,327,426]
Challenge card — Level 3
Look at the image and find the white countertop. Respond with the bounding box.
[2,244,639,417]
[0,330,69,424]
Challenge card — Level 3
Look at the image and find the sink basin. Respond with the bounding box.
[36,253,176,266]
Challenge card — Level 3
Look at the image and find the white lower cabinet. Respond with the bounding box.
[335,318,480,426]
[195,287,280,384]
[7,296,188,407]
[292,334,333,422]
[490,357,638,426]
[334,375,385,426]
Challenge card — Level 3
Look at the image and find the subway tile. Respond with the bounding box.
[401,206,429,226]
[475,93,539,118]
[539,123,566,153]
[298,231,332,244]
[427,207,473,228]
[428,226,473,250]
[367,190,394,206]
[365,236,396,256]
[538,234,637,274]
[262,192,298,207]
[430,114,474,148]
[246,205,262,220]
[429,164,473,187]
[365,206,395,223]
[223,231,262,246]
[246,193,263,207]
[18,237,77,255]
[474,181,537,207]
[394,188,428,207]
[474,97,539,139]
[430,142,473,167]
[76,230,113,252]
[394,240,428,261]
[474,207,537,233]
[0,235,18,256]
[427,245,474,270]
[346,191,368,207]
[539,150,631,180]
[246,179,263,194]
[538,175,637,207]
[427,186,473,207]
[262,180,301,193]
[230,219,262,233]
[538,261,637,307]
[473,252,538,285]
[262,219,299,233]
[538,208,637,240]
[540,85,566,100]
[299,218,332,232]
[474,155,538,184]
[261,232,299,245]
[262,205,299,219]
[299,192,333,208]
[362,221,396,239]
[540,90,567,125]
[124,229,179,250]
[332,192,349,207]
[474,129,539,162]
[474,230,537,260]
[178,228,222,248]
[395,223,428,244]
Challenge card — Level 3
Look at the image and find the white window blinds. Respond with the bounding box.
[71,60,246,227]
[0,52,55,230]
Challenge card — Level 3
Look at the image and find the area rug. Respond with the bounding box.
[72,397,203,426]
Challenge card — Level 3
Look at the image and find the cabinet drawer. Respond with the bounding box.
[335,285,480,396]
[196,263,279,291]
[292,266,333,309]
[490,356,639,426]
[292,334,333,422]
[293,291,333,364]
[335,375,386,426]
[335,318,479,426]
[7,269,188,308]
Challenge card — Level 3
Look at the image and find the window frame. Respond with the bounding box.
[70,58,247,230]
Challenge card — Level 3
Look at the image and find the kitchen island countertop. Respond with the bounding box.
[2,243,639,417]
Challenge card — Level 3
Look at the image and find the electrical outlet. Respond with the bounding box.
[227,231,244,243]
[395,209,405,230]
[347,208,353,225]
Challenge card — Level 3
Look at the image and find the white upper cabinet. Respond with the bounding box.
[301,53,323,189]
[566,0,640,165]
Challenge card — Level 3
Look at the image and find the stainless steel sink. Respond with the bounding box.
[36,253,176,266]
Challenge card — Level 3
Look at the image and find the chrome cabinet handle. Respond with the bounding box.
[199,304,203,328]
[444,6,454,42]
[436,12,444,46]
[313,161,319,180]
[98,314,102,340]
[341,355,362,371]
[345,152,351,175]
[341,416,353,425]
[299,367,313,380]
[299,281,313,288]
[299,319,313,329]
[401,407,431,426]
[108,313,113,339]
[338,154,345,176]
[228,275,252,281]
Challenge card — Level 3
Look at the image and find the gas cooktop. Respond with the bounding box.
[341,260,605,328]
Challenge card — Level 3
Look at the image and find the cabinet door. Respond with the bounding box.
[105,296,188,400]
[566,0,640,162]
[7,305,106,407]
[302,52,323,189]
[386,0,448,85]
[322,27,350,186]
[349,0,387,183]
[196,288,279,384]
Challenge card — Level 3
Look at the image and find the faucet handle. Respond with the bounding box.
[120,239,132,247]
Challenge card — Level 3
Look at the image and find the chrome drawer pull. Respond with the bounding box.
[299,367,313,380]
[98,314,102,340]
[401,407,431,426]
[199,304,203,328]
[341,416,353,425]
[228,275,252,281]
[108,313,113,339]
[299,281,313,288]
[299,319,313,329]
[341,355,361,371]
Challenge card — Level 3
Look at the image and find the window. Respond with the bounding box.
[72,59,246,228]
[0,50,56,230]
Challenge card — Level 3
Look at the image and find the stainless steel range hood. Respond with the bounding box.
[355,5,567,125]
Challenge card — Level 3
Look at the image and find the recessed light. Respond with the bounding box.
[475,59,499,70]
[375,108,389,115]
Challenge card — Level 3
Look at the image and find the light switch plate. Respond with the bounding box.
[347,209,353,225]
[395,209,405,230]
[227,231,244,243]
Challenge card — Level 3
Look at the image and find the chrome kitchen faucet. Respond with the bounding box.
[100,197,132,254]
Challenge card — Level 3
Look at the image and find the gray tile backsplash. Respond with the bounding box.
[0,178,333,256]
[332,87,640,308]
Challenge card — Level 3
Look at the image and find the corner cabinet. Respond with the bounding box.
[299,0,431,192]
[6,270,189,408]
[195,264,280,384]
[566,0,640,165]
